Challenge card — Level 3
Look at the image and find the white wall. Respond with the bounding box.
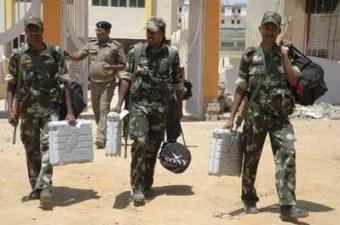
[89,5,145,39]
[155,0,177,39]
[246,0,283,48]
[89,0,177,40]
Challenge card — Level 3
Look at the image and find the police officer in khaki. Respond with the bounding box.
[65,21,126,148]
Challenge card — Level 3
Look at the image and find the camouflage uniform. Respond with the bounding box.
[120,42,183,192]
[7,44,69,191]
[236,44,297,206]
[77,38,126,144]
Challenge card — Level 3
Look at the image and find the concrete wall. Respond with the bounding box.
[282,0,307,51]
[88,0,177,40]
[89,6,145,39]
[246,0,283,48]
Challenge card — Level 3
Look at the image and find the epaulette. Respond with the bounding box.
[111,39,122,48]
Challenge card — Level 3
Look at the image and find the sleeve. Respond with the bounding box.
[171,51,184,91]
[235,53,250,90]
[6,52,20,84]
[115,46,127,65]
[75,42,90,59]
[117,47,134,81]
[55,46,70,83]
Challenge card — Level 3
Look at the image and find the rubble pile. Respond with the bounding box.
[291,102,340,119]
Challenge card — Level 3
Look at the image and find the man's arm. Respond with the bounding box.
[7,83,18,127]
[112,79,130,112]
[223,86,246,130]
[63,82,76,125]
[223,50,250,129]
[112,47,134,112]
[281,45,299,87]
[6,53,20,127]
[64,43,89,61]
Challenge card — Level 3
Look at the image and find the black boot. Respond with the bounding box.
[244,202,258,214]
[280,205,309,221]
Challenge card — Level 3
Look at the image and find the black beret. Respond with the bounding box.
[96,21,112,30]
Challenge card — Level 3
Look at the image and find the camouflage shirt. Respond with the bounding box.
[7,44,69,117]
[236,44,296,117]
[120,42,183,114]
[77,38,126,83]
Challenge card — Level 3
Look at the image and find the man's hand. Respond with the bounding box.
[111,105,121,113]
[281,45,290,56]
[66,113,76,126]
[63,50,71,60]
[223,118,234,130]
[8,112,18,127]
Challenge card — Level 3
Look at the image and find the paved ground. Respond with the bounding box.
[0,117,339,225]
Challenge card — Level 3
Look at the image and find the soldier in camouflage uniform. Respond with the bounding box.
[65,21,126,149]
[113,17,183,205]
[224,12,309,220]
[6,16,76,205]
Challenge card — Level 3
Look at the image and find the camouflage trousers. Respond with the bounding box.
[20,112,59,191]
[242,115,297,206]
[90,81,115,144]
[166,98,181,142]
[129,106,166,192]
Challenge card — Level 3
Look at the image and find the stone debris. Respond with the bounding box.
[291,102,340,119]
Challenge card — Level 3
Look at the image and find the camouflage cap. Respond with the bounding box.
[261,11,282,27]
[96,21,112,30]
[145,17,166,32]
[24,16,43,28]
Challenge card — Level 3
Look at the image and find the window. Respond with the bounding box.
[231,20,235,24]
[232,8,235,13]
[94,0,144,7]
[237,20,240,24]
[238,8,241,13]
[111,0,126,6]
[179,7,182,12]
[137,0,144,7]
[306,0,340,14]
[221,20,225,24]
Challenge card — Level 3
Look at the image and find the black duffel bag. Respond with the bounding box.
[289,44,328,105]
[159,141,191,174]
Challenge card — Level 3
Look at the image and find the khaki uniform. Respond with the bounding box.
[77,38,126,144]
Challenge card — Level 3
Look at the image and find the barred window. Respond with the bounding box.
[93,0,144,7]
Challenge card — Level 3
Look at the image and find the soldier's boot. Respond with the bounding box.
[132,190,145,206]
[144,188,155,199]
[40,189,53,205]
[244,202,258,214]
[280,205,309,221]
[28,189,41,200]
[95,140,105,149]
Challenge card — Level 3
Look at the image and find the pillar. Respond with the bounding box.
[43,0,62,45]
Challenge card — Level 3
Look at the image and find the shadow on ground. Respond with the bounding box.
[21,186,100,210]
[228,200,334,225]
[113,185,194,209]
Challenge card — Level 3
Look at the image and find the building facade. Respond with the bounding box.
[88,0,178,41]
